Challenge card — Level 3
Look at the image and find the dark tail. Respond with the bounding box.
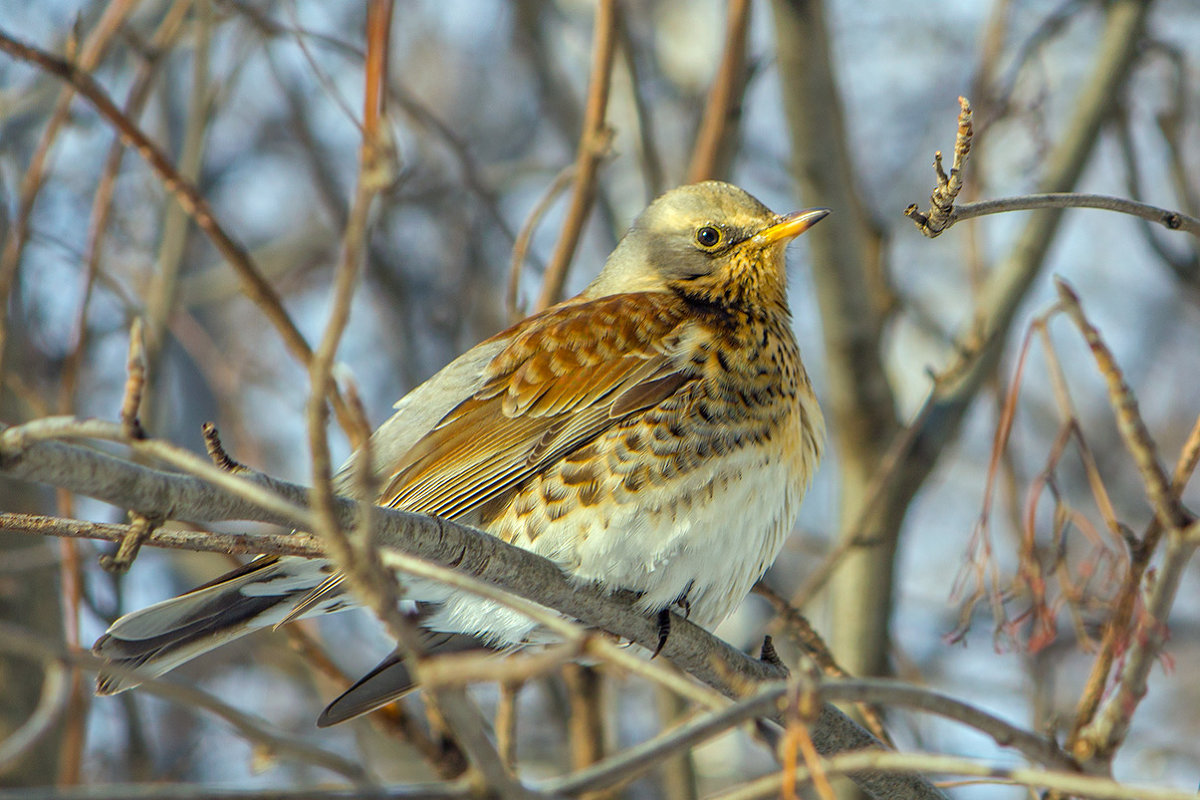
[316,633,482,727]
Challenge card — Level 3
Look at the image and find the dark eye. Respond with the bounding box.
[695,226,722,248]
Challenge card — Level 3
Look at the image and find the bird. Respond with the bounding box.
[93,181,827,726]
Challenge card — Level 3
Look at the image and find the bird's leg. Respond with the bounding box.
[652,581,696,658]
[652,608,671,658]
[759,634,788,674]
[674,580,694,620]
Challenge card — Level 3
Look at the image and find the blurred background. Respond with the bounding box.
[1,0,1199,797]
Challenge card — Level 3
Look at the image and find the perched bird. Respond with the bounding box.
[93,181,827,726]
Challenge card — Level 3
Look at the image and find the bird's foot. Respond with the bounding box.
[760,635,787,674]
[652,608,671,658]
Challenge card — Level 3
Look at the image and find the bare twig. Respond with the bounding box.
[119,319,147,441]
[0,0,139,378]
[925,193,1200,240]
[904,96,973,237]
[711,750,1195,800]
[97,513,159,574]
[1054,279,1190,535]
[533,0,618,311]
[0,29,355,431]
[686,0,752,183]
[1052,281,1198,762]
[0,512,322,558]
[755,583,893,746]
[507,166,576,323]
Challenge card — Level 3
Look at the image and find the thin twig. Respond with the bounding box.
[1054,279,1190,534]
[949,193,1200,239]
[0,0,140,377]
[904,96,973,237]
[119,319,147,441]
[709,750,1195,800]
[533,0,618,311]
[685,0,751,183]
[0,513,323,558]
[0,29,355,431]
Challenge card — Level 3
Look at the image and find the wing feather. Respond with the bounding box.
[378,293,696,519]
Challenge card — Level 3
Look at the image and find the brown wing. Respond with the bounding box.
[377,292,696,521]
[282,292,697,625]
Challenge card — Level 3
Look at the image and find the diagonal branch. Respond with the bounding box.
[533,0,618,311]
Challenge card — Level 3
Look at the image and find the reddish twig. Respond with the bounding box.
[686,0,751,183]
[0,1,139,378]
[0,29,354,432]
[533,0,618,311]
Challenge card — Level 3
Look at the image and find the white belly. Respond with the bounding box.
[417,441,803,644]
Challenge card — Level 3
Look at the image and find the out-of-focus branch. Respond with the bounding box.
[845,0,1151,677]
[0,663,68,778]
[0,29,355,432]
[0,624,373,785]
[1051,280,1197,763]
[686,0,751,183]
[770,0,898,682]
[141,1,213,435]
[614,13,664,200]
[0,0,139,379]
[534,0,618,311]
[60,0,192,415]
[508,166,576,323]
[711,750,1195,800]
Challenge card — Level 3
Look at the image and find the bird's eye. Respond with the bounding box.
[695,226,722,248]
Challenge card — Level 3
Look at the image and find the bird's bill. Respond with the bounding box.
[752,208,831,246]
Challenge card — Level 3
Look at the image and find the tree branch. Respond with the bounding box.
[533,0,618,311]
[0,425,945,800]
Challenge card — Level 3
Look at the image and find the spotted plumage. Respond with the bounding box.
[93,181,827,726]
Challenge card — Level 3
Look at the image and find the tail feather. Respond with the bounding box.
[316,651,415,728]
[93,556,348,694]
[316,633,484,727]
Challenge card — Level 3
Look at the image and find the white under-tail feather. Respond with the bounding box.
[93,556,349,694]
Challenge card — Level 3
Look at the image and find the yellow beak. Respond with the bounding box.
[752,208,831,246]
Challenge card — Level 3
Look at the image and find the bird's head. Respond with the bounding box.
[586,181,829,313]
